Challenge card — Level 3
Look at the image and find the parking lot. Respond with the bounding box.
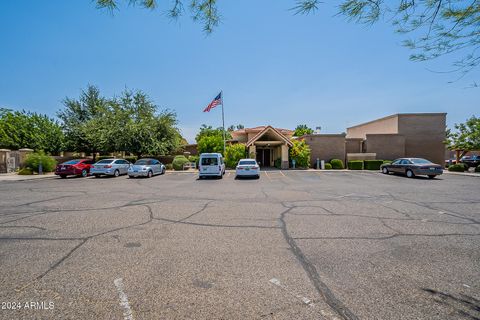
[0,171,479,320]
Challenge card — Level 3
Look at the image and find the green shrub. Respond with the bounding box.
[165,163,173,170]
[448,164,465,172]
[274,158,282,169]
[330,159,344,169]
[364,160,383,170]
[97,155,113,161]
[383,160,392,164]
[188,155,199,165]
[24,151,57,172]
[225,143,246,169]
[348,160,364,170]
[18,168,33,175]
[172,155,189,171]
[124,156,137,164]
[289,139,311,168]
[324,163,332,170]
[476,165,480,173]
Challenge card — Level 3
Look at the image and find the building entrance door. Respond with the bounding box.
[256,148,271,167]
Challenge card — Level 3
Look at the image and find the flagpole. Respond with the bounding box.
[221,90,226,155]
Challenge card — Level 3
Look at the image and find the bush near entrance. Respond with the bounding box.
[172,155,189,171]
[448,164,465,172]
[364,160,383,170]
[348,160,364,170]
[289,139,311,168]
[225,143,246,169]
[330,159,344,169]
[24,152,57,173]
[324,163,332,169]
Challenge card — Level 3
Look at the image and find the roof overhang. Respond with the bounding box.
[246,126,293,147]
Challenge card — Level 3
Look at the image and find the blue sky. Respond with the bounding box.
[0,1,478,143]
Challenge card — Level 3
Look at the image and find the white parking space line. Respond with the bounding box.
[114,278,134,320]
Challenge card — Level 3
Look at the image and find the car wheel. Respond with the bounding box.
[428,175,436,179]
[147,170,153,178]
[219,174,223,179]
[406,169,414,178]
[80,169,87,177]
[162,168,165,174]
[94,175,100,178]
[382,167,389,174]
[60,174,67,179]
[114,170,120,177]
[256,175,260,179]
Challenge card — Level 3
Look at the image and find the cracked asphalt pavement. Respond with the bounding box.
[0,171,479,319]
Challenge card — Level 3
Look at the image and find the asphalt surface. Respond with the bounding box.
[0,170,479,320]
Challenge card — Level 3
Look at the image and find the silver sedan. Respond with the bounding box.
[90,159,131,177]
[128,158,166,178]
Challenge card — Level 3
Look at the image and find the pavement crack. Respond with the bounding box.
[278,203,358,320]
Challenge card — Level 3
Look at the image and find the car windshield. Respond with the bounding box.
[239,160,256,165]
[201,157,218,166]
[63,160,80,165]
[96,160,113,164]
[135,160,150,165]
[410,158,431,164]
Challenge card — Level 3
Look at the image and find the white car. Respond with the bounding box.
[235,159,260,179]
[199,153,225,179]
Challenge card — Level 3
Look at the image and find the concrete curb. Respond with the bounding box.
[443,171,480,177]
[0,173,57,182]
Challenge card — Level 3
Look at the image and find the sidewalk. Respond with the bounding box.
[0,172,56,182]
[443,171,480,177]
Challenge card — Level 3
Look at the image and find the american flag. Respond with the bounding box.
[203,92,222,112]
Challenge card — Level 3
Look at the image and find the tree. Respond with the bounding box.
[58,85,182,159]
[294,124,314,137]
[227,124,245,131]
[289,139,311,168]
[196,124,231,142]
[224,143,246,168]
[96,0,480,77]
[113,89,182,157]
[0,108,64,154]
[197,135,224,154]
[58,85,112,158]
[446,115,480,161]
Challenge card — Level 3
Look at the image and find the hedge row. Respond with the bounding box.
[364,160,384,170]
[447,164,465,172]
[348,160,364,170]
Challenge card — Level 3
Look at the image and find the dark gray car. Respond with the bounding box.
[380,158,443,179]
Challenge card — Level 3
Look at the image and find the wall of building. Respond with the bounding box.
[303,134,346,167]
[397,114,446,164]
[345,138,363,154]
[365,134,405,160]
[346,115,399,139]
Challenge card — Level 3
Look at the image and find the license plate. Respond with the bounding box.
[134,170,138,172]
[245,168,250,171]
[61,167,65,170]
[430,168,435,170]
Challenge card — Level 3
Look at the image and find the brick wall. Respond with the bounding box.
[303,134,346,167]
[365,134,405,161]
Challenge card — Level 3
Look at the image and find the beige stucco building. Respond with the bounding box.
[346,113,447,165]
[231,126,293,169]
[199,113,447,169]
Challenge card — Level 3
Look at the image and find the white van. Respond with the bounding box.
[199,153,225,179]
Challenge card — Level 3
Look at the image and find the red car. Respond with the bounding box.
[55,159,95,178]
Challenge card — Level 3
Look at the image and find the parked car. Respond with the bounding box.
[460,155,480,168]
[128,158,165,178]
[380,158,443,179]
[198,153,225,179]
[235,159,260,179]
[55,159,94,178]
[90,159,130,177]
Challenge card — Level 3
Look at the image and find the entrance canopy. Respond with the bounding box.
[246,126,293,148]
